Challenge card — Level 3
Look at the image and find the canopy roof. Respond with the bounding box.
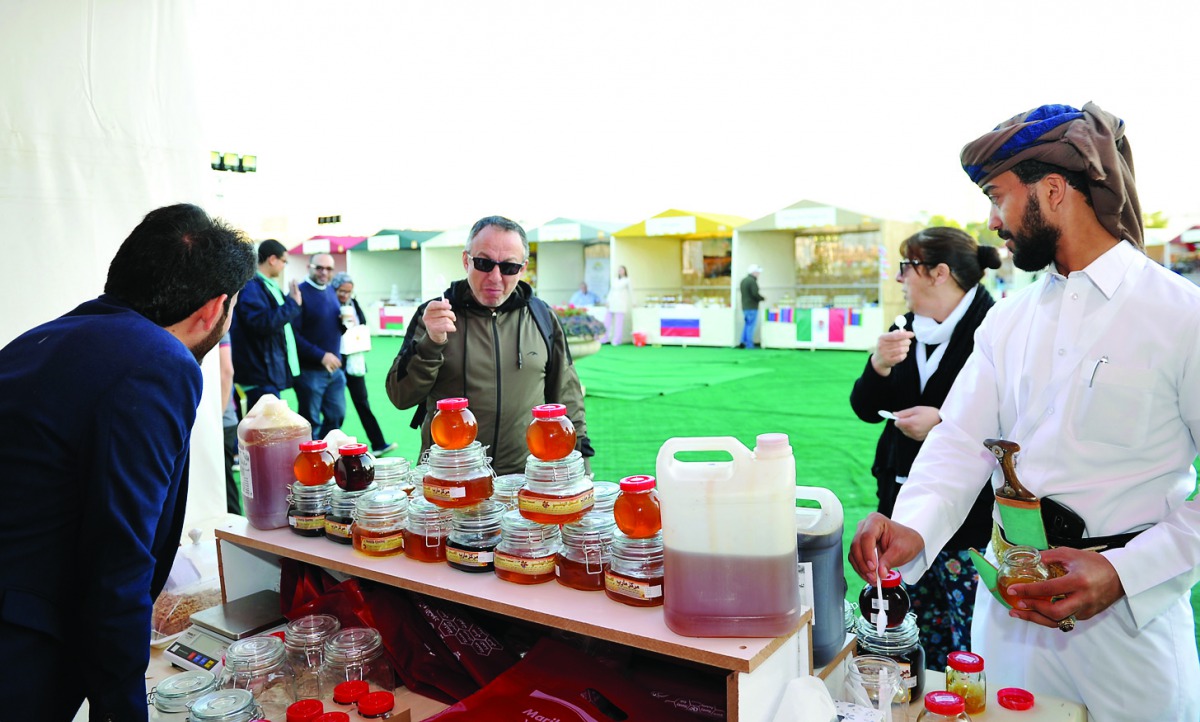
[288,235,368,255]
[614,209,749,239]
[421,228,471,249]
[356,229,442,251]
[739,199,881,233]
[527,218,623,244]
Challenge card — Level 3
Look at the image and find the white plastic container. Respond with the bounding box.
[657,433,801,637]
[795,486,845,667]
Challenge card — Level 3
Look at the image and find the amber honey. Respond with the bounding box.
[518,486,593,525]
[422,473,493,508]
[947,678,986,715]
[604,571,664,607]
[352,526,404,557]
[613,475,661,538]
[554,553,604,591]
[294,440,336,486]
[402,529,447,563]
[494,551,557,584]
[430,397,477,449]
[998,574,1051,608]
[526,404,576,460]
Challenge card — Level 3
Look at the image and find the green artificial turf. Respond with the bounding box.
[314,337,1200,651]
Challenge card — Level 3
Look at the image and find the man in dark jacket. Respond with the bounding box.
[386,216,591,475]
[739,263,765,349]
[230,239,302,411]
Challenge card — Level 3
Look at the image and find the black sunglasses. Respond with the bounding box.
[468,255,526,276]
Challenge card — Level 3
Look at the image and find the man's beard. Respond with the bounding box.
[188,308,229,363]
[999,192,1060,272]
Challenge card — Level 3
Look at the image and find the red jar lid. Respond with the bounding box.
[531,403,567,418]
[880,569,902,588]
[299,440,329,452]
[338,443,369,456]
[437,397,469,411]
[314,714,351,722]
[357,691,396,717]
[619,475,656,492]
[998,687,1035,710]
[923,691,965,715]
[332,680,369,704]
[286,698,324,722]
[946,650,984,673]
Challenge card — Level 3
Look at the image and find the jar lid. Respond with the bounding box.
[339,443,370,456]
[562,513,617,544]
[325,627,384,664]
[619,474,656,492]
[285,614,341,647]
[354,487,409,519]
[187,689,258,720]
[299,440,329,452]
[880,569,902,588]
[531,403,567,419]
[946,650,984,673]
[224,634,285,670]
[524,451,585,482]
[357,691,396,717]
[408,495,454,524]
[437,397,470,411]
[923,691,965,715]
[427,442,489,469]
[590,481,619,513]
[332,680,370,704]
[152,670,218,712]
[373,456,411,480]
[452,498,507,525]
[286,698,325,722]
[997,687,1035,710]
[500,508,562,539]
[315,713,351,722]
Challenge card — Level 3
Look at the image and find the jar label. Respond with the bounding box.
[517,488,594,517]
[424,482,468,500]
[604,571,662,600]
[358,532,405,553]
[239,447,253,499]
[290,514,325,530]
[325,520,352,538]
[494,551,556,575]
[447,547,494,567]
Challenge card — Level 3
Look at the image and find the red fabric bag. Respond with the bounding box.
[425,637,704,722]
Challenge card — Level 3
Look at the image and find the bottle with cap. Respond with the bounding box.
[430,397,477,449]
[294,440,337,486]
[945,651,985,715]
[613,474,661,538]
[858,569,910,629]
[333,443,375,492]
[525,403,576,460]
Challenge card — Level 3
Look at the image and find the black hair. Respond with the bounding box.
[900,226,1002,290]
[257,238,288,264]
[466,215,530,259]
[104,204,256,326]
[1011,159,1094,207]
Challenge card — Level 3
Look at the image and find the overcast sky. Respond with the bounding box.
[197,0,1200,238]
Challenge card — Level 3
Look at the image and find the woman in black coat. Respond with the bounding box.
[850,227,1002,668]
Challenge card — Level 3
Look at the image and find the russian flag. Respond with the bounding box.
[660,318,701,338]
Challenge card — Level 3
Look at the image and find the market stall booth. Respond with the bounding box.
[349,229,441,337]
[736,200,919,350]
[526,218,622,309]
[418,228,474,302]
[284,235,366,285]
[614,209,749,347]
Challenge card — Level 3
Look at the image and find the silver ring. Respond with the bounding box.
[1058,615,1077,633]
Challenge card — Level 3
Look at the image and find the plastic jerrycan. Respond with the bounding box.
[237,395,312,530]
[795,486,845,668]
[657,433,801,637]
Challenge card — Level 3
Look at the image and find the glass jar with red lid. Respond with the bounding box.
[858,569,910,629]
[294,440,336,486]
[525,404,576,460]
[518,451,593,525]
[613,475,661,538]
[333,443,374,492]
[945,651,986,715]
[430,397,477,450]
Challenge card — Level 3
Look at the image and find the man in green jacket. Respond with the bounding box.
[387,216,592,475]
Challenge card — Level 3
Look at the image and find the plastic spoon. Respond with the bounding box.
[877,410,897,421]
[894,314,908,330]
[875,548,887,636]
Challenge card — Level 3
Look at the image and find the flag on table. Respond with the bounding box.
[660,318,700,338]
[828,308,847,343]
[796,308,848,343]
[849,309,862,326]
[379,306,405,331]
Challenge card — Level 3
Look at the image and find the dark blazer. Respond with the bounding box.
[849,285,996,551]
[230,274,301,389]
[0,295,199,719]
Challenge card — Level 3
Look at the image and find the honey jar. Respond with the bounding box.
[447,499,506,573]
[287,481,334,538]
[494,510,560,585]
[518,451,593,525]
[403,496,453,563]
[334,443,375,492]
[430,397,477,449]
[351,488,408,557]
[997,545,1052,608]
[613,475,661,538]
[525,403,576,460]
[556,513,616,591]
[945,651,985,715]
[294,440,336,486]
[604,531,664,607]
[423,442,494,508]
[858,569,910,629]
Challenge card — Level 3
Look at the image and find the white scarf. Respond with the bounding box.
[912,285,977,391]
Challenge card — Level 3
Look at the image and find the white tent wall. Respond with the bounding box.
[350,249,423,307]
[534,241,585,306]
[1,1,226,532]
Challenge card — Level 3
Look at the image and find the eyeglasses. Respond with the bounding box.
[310,265,335,272]
[468,255,526,276]
[898,259,925,274]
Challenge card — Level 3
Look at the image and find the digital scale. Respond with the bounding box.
[162,589,286,677]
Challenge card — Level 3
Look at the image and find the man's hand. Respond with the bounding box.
[1004,547,1125,629]
[289,280,302,305]
[894,405,941,441]
[422,299,457,345]
[848,512,926,584]
[869,330,914,377]
[321,352,342,372]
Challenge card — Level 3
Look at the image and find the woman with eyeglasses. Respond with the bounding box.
[849,227,1002,669]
